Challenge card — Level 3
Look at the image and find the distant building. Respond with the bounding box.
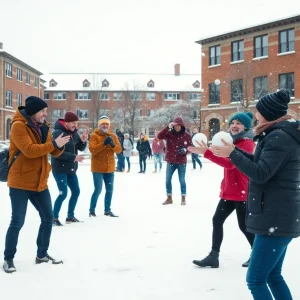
[0,43,44,140]
[196,14,300,139]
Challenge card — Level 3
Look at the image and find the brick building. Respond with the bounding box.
[44,64,201,137]
[196,14,300,140]
[0,43,44,140]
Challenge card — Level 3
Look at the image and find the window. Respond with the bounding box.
[102,80,109,87]
[231,79,243,102]
[52,109,65,118]
[5,63,12,77]
[34,77,39,88]
[147,81,154,88]
[26,72,30,85]
[83,80,90,87]
[164,93,180,100]
[147,109,154,117]
[146,93,155,101]
[6,90,12,107]
[189,93,201,101]
[17,94,22,106]
[193,110,200,120]
[17,68,22,81]
[231,40,244,62]
[279,73,294,97]
[137,109,143,116]
[209,45,221,66]
[113,92,122,101]
[77,109,89,119]
[254,76,268,99]
[54,92,66,100]
[149,128,155,136]
[44,92,50,100]
[130,92,142,101]
[99,92,109,100]
[279,29,294,53]
[209,83,220,104]
[254,35,268,57]
[50,81,56,87]
[75,92,91,100]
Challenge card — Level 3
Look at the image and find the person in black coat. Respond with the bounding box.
[51,112,89,225]
[211,89,300,300]
[116,129,125,172]
[136,133,152,173]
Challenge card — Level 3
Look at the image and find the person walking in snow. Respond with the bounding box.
[151,130,165,173]
[191,127,203,170]
[89,116,122,217]
[136,133,152,173]
[210,89,300,299]
[51,112,89,226]
[116,128,125,172]
[189,111,255,268]
[123,133,133,172]
[3,96,70,273]
[158,117,192,205]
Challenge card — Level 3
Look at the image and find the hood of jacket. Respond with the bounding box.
[54,119,78,135]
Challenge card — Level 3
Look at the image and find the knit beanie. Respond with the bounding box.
[229,111,254,129]
[256,89,290,121]
[25,96,48,116]
[98,115,110,127]
[64,111,79,122]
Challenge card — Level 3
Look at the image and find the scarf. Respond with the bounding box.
[254,115,293,136]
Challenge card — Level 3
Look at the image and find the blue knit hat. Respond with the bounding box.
[229,111,254,129]
[256,89,290,121]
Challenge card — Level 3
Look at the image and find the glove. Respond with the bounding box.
[178,147,187,155]
[104,136,115,147]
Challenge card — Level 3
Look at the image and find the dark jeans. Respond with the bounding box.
[166,163,186,195]
[139,154,147,172]
[53,173,80,219]
[4,188,53,260]
[247,235,293,300]
[153,153,163,170]
[90,172,114,213]
[212,199,254,252]
[117,153,125,171]
[192,153,202,169]
[125,157,131,170]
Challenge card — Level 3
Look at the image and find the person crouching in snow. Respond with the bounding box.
[188,111,255,268]
[158,117,192,205]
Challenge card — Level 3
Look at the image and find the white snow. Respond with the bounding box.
[1,157,300,300]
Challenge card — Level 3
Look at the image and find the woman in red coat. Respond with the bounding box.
[188,112,255,268]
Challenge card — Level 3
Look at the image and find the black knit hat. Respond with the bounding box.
[25,96,48,116]
[256,89,290,121]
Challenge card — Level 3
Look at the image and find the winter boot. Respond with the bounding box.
[65,217,81,224]
[104,211,119,217]
[89,212,97,217]
[53,219,63,226]
[242,258,250,267]
[3,260,16,273]
[35,254,63,264]
[181,195,186,205]
[162,195,173,205]
[193,250,219,268]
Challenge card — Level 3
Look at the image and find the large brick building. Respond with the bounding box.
[44,65,201,137]
[196,14,300,140]
[0,43,44,140]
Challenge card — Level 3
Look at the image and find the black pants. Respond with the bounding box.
[212,199,254,252]
[139,154,147,172]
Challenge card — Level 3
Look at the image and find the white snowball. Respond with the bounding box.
[192,133,208,146]
[211,131,233,146]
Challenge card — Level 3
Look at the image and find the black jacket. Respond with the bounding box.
[229,120,300,237]
[137,139,152,157]
[51,120,87,174]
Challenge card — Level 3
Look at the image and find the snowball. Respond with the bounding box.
[211,131,233,146]
[269,227,275,233]
[192,133,208,146]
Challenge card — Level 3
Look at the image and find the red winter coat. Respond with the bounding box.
[152,138,165,154]
[204,137,255,201]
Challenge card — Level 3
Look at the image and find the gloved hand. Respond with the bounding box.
[104,136,115,147]
[178,147,187,155]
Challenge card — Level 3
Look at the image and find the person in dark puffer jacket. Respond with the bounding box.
[136,133,152,173]
[211,89,300,300]
[51,112,89,226]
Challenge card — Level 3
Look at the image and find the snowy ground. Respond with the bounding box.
[1,156,300,300]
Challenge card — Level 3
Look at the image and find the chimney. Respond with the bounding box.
[0,42,3,50]
[174,63,180,76]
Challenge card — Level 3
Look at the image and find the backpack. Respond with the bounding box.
[0,149,21,182]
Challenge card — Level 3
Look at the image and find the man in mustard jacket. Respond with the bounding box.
[89,115,122,217]
[3,96,70,273]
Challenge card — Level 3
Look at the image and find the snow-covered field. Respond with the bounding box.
[1,156,300,300]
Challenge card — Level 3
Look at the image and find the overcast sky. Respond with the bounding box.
[0,0,298,78]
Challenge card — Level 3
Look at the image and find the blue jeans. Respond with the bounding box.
[125,157,130,170]
[166,163,186,195]
[246,234,293,300]
[153,153,163,170]
[53,173,80,219]
[4,188,53,260]
[192,153,202,169]
[117,153,125,171]
[90,172,114,213]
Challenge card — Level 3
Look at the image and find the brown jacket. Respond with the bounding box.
[89,129,122,173]
[8,108,63,192]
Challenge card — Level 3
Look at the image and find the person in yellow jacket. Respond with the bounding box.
[89,115,122,217]
[3,96,69,274]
